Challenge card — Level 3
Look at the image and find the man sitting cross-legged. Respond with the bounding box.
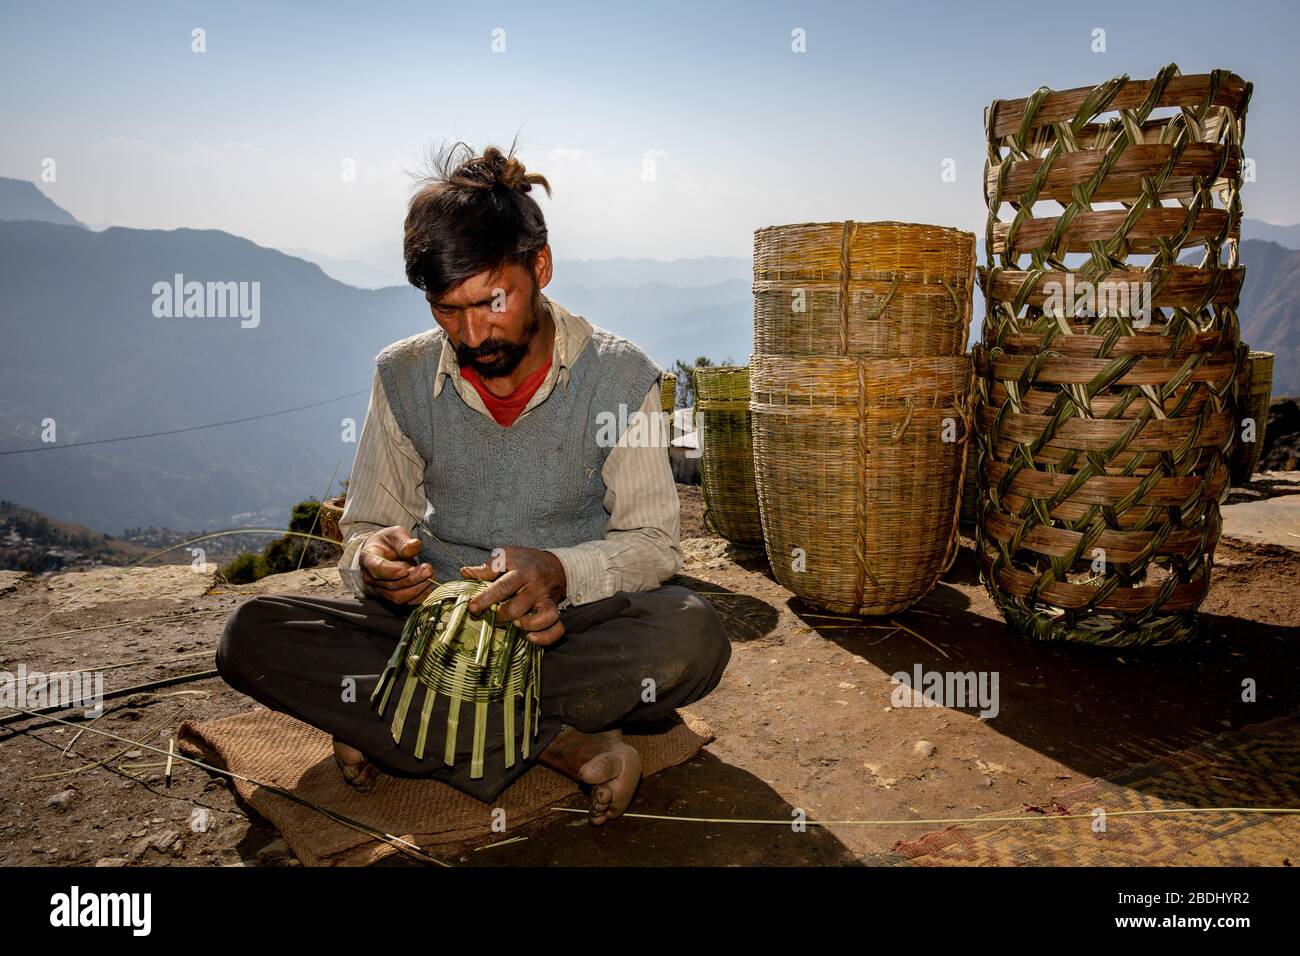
[216,142,730,825]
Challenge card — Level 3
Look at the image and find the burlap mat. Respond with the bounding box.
[178,707,714,866]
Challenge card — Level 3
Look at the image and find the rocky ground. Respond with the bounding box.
[2,478,1298,867]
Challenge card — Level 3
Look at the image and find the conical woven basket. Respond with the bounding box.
[975,64,1252,647]
[753,221,976,358]
[1229,350,1273,486]
[750,354,973,614]
[695,365,763,546]
[371,578,542,778]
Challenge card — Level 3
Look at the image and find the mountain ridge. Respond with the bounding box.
[1,180,1294,533]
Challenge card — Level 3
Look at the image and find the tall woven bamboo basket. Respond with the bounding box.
[695,365,763,546]
[975,64,1252,647]
[753,221,976,357]
[960,441,980,526]
[750,355,973,614]
[1229,350,1274,485]
[661,372,677,415]
[660,371,677,444]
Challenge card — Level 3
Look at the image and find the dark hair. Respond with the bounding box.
[404,139,552,299]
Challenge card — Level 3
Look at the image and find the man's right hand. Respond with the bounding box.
[358,526,436,605]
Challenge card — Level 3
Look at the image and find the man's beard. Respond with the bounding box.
[454,285,543,379]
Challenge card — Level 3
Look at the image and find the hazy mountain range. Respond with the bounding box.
[0,178,753,533]
[0,176,1295,534]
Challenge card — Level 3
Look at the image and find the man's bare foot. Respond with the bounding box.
[539,726,641,826]
[332,739,379,792]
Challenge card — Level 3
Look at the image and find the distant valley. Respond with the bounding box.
[0,177,1295,535]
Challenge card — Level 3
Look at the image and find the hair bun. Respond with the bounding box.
[475,145,528,191]
[498,157,529,191]
[443,142,552,198]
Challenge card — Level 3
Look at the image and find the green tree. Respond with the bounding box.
[220,552,268,584]
[218,498,340,583]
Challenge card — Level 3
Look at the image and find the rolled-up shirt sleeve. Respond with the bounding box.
[337,371,427,599]
[546,382,683,607]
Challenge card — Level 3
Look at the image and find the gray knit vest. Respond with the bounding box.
[375,319,662,583]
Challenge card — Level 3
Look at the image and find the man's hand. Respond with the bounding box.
[358,526,435,605]
[461,546,567,646]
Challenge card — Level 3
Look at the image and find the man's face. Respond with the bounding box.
[426,250,552,379]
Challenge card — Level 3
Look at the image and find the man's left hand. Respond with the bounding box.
[460,546,567,646]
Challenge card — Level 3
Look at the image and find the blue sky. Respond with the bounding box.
[2,0,1297,262]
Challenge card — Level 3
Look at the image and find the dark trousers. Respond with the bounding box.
[216,584,730,802]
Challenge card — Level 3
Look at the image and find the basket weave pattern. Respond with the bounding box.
[695,366,763,546]
[754,221,975,357]
[974,65,1253,646]
[751,221,976,615]
[751,354,972,613]
[1228,351,1273,486]
[661,372,677,416]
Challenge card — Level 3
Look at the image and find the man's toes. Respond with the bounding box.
[578,752,621,787]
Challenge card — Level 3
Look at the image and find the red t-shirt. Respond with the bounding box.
[458,355,553,427]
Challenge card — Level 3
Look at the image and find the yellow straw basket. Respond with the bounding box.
[661,372,677,416]
[695,365,763,546]
[753,221,976,358]
[750,354,973,615]
[1229,350,1274,486]
[660,371,677,444]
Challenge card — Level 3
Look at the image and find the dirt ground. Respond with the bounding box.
[2,481,1299,867]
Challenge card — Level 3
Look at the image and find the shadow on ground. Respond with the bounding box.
[673,571,781,643]
[456,751,864,866]
[792,541,1300,786]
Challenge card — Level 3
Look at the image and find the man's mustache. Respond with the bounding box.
[459,339,520,359]
[464,340,509,356]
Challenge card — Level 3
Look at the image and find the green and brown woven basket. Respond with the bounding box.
[694,365,763,546]
[974,64,1252,647]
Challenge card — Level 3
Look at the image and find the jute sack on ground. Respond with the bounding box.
[179,707,713,866]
